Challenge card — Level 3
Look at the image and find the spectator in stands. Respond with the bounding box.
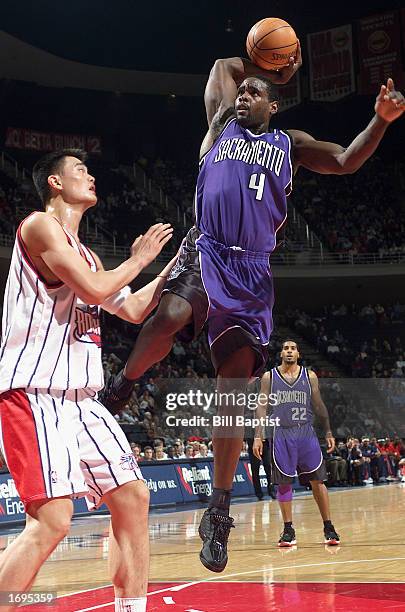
[190,440,201,455]
[398,456,405,482]
[115,407,138,425]
[326,442,348,486]
[385,437,403,479]
[172,340,186,365]
[185,445,194,459]
[327,341,340,356]
[166,446,176,459]
[360,438,379,484]
[172,439,185,457]
[344,438,365,486]
[360,305,376,325]
[145,377,158,396]
[195,443,209,458]
[155,446,168,461]
[130,443,142,462]
[143,446,154,462]
[139,390,155,412]
[172,441,186,459]
[376,438,397,480]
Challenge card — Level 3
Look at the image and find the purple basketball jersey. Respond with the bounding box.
[271,366,313,427]
[195,118,293,252]
[270,367,323,479]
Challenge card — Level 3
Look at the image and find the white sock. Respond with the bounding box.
[115,597,147,612]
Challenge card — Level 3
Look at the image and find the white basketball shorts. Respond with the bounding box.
[0,387,143,509]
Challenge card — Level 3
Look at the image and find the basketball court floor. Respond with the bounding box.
[4,483,404,611]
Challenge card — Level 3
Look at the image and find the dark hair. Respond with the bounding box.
[281,338,300,352]
[143,446,153,452]
[32,148,87,206]
[254,76,278,101]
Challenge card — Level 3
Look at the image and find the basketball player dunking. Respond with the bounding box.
[0,149,174,612]
[254,340,339,547]
[102,48,404,571]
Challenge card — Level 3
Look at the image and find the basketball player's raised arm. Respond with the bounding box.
[201,45,302,157]
[22,214,173,305]
[291,78,405,175]
[253,371,271,459]
[90,250,178,324]
[308,371,335,453]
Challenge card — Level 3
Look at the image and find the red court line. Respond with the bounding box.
[21,582,405,611]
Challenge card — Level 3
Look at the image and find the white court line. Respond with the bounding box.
[74,555,405,611]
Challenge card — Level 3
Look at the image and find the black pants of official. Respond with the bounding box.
[247,438,274,498]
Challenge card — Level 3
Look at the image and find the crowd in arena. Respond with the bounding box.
[1,154,405,261]
[324,436,405,487]
[286,302,405,378]
[0,175,35,236]
[292,157,405,257]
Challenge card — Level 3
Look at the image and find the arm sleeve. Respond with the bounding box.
[100,286,131,315]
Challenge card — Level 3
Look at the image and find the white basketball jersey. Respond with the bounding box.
[0,213,103,393]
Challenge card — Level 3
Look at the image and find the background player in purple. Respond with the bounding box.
[253,340,340,547]
[101,45,405,570]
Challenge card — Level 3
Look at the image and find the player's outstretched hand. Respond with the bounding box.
[131,223,173,267]
[375,78,405,123]
[253,437,263,460]
[270,39,302,85]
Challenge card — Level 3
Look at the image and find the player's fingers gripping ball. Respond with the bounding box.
[246,17,298,70]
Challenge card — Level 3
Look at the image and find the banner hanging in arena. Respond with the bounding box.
[277,73,301,112]
[357,11,405,95]
[5,127,102,154]
[307,24,355,102]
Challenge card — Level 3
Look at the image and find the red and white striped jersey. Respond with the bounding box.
[0,213,103,393]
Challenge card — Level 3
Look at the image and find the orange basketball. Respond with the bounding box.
[246,17,298,70]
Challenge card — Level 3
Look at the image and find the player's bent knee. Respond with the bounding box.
[46,517,71,542]
[133,481,150,510]
[106,481,150,519]
[277,484,293,502]
[153,295,192,334]
[309,480,324,488]
[27,500,72,543]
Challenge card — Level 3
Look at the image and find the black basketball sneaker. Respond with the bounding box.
[278,525,297,547]
[199,508,235,572]
[98,371,133,414]
[324,524,340,546]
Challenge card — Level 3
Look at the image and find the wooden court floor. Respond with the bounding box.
[3,483,405,611]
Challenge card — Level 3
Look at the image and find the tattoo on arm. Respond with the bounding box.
[210,107,236,141]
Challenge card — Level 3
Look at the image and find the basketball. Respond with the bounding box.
[246,17,298,71]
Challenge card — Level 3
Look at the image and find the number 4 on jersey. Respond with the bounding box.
[249,173,266,201]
